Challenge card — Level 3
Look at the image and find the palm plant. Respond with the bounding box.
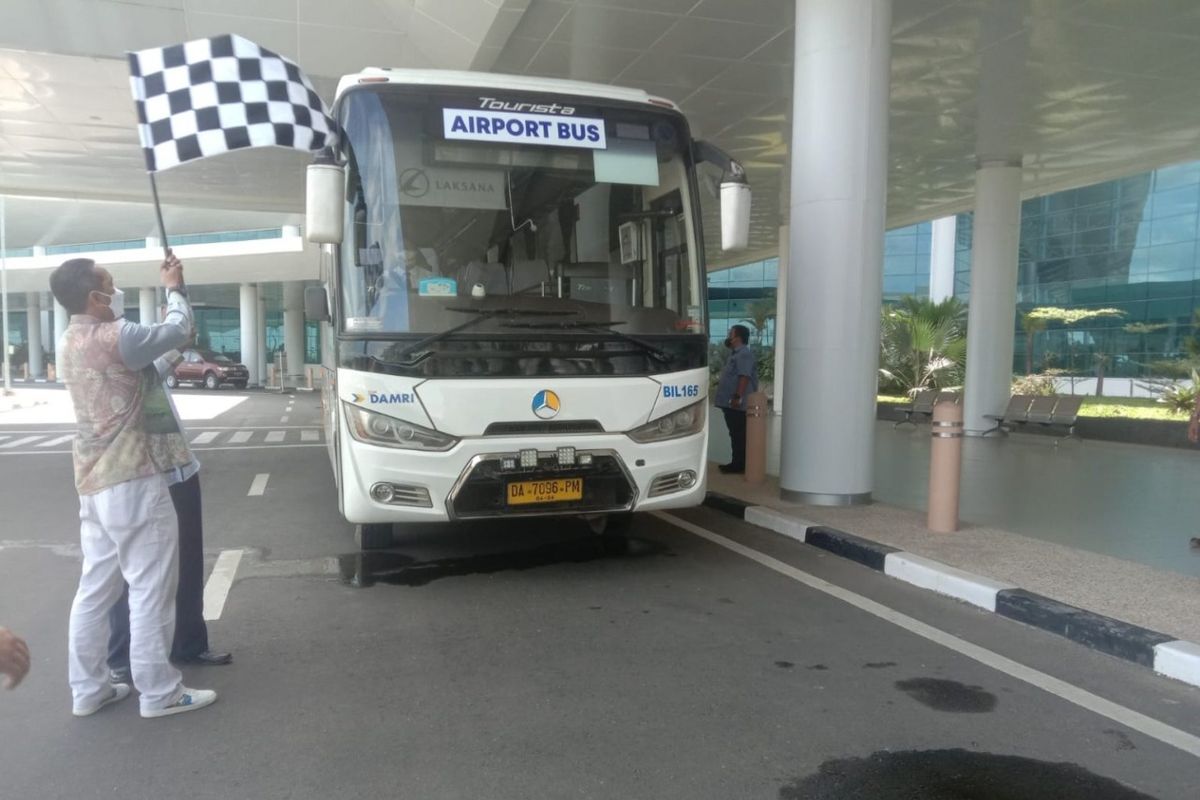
[740,294,777,346]
[878,296,969,396]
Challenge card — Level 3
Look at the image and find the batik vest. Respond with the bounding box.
[59,316,191,495]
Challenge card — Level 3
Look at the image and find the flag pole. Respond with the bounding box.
[148,171,169,256]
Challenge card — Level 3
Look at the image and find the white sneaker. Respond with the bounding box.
[73,683,132,717]
[140,687,218,719]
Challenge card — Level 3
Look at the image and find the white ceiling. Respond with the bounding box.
[1,0,1199,263]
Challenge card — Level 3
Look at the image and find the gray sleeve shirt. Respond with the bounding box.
[117,289,199,484]
[714,345,759,408]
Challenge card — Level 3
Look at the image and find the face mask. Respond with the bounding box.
[100,288,125,320]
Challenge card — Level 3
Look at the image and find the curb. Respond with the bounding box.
[702,495,1200,689]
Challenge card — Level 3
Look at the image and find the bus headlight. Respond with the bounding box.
[627,400,706,443]
[344,403,458,451]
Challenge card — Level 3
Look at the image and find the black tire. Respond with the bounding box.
[204,372,220,390]
[585,512,634,536]
[164,373,178,389]
[356,523,394,551]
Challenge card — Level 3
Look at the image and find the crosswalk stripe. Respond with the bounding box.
[0,436,43,449]
[38,435,74,447]
[191,431,220,445]
[264,431,286,443]
[300,430,319,442]
[229,431,253,444]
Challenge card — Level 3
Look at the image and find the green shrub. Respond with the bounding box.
[1159,371,1199,415]
[1011,374,1058,396]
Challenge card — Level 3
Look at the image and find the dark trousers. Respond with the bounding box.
[108,473,209,668]
[722,407,747,469]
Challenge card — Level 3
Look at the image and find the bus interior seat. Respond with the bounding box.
[460,260,508,295]
[510,259,551,294]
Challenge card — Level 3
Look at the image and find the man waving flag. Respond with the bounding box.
[127,33,335,173]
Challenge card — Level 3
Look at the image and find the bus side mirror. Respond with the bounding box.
[693,140,751,252]
[720,179,751,251]
[304,286,331,323]
[306,161,345,244]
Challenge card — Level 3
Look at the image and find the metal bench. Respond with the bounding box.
[983,395,1033,436]
[983,394,1082,440]
[894,389,958,427]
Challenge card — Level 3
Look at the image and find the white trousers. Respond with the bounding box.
[68,473,183,713]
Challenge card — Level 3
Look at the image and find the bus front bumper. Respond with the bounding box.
[339,429,709,524]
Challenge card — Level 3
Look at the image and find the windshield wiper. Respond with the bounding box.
[498,320,673,365]
[380,308,578,367]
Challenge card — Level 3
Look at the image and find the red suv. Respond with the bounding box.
[167,349,250,390]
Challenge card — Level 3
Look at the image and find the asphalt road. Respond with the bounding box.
[1,390,1198,799]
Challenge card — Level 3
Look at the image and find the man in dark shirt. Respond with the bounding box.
[714,324,759,474]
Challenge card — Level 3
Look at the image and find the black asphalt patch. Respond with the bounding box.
[894,677,998,713]
[779,749,1158,799]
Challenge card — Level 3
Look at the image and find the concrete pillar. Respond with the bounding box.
[283,281,306,377]
[779,0,892,506]
[26,292,44,378]
[772,224,788,413]
[962,163,1023,434]
[53,299,68,381]
[929,215,958,303]
[258,293,269,385]
[239,283,259,387]
[139,287,157,326]
[40,303,51,355]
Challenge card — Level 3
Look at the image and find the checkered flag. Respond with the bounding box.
[127,34,335,172]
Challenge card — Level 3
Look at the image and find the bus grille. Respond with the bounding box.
[483,420,604,436]
[448,453,634,518]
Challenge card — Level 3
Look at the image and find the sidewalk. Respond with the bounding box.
[0,387,53,415]
[704,467,1200,686]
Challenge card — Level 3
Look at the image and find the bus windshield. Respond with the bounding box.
[335,88,705,341]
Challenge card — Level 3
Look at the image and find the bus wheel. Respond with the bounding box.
[586,513,633,550]
[356,523,394,550]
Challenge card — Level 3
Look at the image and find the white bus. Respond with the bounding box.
[303,69,751,549]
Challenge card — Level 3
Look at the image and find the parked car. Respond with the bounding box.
[167,349,249,390]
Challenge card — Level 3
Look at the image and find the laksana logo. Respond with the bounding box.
[352,391,416,405]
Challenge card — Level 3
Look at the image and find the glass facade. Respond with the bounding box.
[883,222,932,301]
[707,257,779,345]
[706,159,1200,380]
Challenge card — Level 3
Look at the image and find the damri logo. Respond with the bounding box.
[531,390,561,420]
[352,391,415,405]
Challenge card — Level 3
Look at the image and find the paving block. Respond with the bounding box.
[1153,640,1200,688]
[743,506,814,543]
[884,552,1017,612]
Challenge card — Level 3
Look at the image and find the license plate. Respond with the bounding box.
[506,478,583,506]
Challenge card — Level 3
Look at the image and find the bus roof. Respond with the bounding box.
[335,68,680,112]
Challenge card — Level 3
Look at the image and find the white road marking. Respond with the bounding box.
[300,430,319,442]
[657,512,1200,760]
[229,430,253,444]
[247,473,270,496]
[264,430,286,443]
[280,416,289,423]
[0,435,9,444]
[38,434,74,447]
[190,431,220,445]
[0,436,43,449]
[1,443,324,456]
[202,549,244,621]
